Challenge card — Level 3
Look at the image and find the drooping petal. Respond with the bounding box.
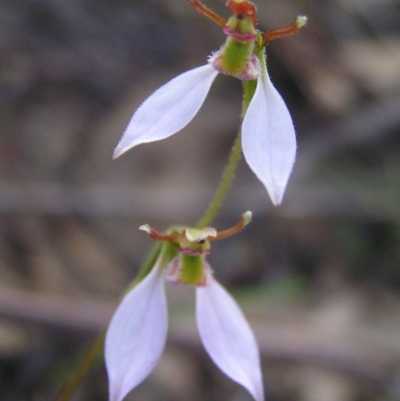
[196,280,264,401]
[241,65,296,205]
[113,65,219,159]
[105,263,168,401]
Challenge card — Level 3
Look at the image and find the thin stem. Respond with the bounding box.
[188,0,226,27]
[54,332,105,401]
[196,78,257,228]
[262,16,307,45]
[196,133,242,228]
[211,211,250,241]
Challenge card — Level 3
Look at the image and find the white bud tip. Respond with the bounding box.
[242,211,252,226]
[139,224,151,234]
[296,15,308,29]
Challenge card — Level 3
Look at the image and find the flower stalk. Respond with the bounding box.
[54,1,307,400]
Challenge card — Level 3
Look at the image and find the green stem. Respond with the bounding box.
[196,132,242,228]
[54,332,105,401]
[196,78,257,228]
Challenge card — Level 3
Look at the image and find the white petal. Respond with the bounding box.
[105,264,168,401]
[242,67,296,205]
[113,65,218,159]
[196,280,264,401]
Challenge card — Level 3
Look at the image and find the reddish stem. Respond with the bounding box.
[262,19,303,44]
[211,215,247,241]
[188,0,226,27]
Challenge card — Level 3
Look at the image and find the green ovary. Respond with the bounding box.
[218,38,254,78]
[179,254,205,286]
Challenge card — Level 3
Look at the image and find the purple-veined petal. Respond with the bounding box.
[242,65,296,206]
[105,263,168,401]
[113,65,219,159]
[196,280,264,401]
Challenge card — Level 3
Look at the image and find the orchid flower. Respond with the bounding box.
[105,212,264,401]
[113,0,306,205]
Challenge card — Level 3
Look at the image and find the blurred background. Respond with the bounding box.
[1,0,400,400]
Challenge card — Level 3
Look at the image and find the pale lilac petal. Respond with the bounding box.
[242,66,296,205]
[105,264,168,401]
[113,65,219,159]
[196,280,264,401]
